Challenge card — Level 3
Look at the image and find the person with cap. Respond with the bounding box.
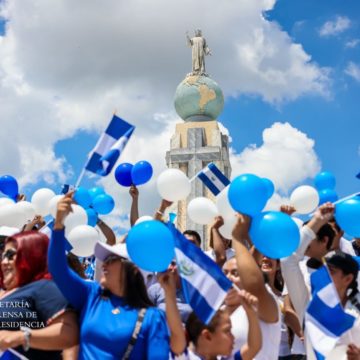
[48,192,170,360]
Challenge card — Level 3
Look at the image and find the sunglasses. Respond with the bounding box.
[103,254,125,265]
[1,249,17,261]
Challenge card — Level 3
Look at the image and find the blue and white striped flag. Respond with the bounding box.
[85,115,135,176]
[197,163,230,196]
[305,265,356,360]
[169,225,232,324]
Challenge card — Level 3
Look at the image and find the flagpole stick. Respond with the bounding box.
[9,348,30,360]
[333,192,360,205]
[74,168,86,189]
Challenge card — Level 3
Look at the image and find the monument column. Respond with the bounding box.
[165,30,231,249]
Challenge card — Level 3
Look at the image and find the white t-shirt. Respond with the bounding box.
[230,290,281,360]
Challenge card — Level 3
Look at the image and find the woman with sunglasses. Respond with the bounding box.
[48,192,170,359]
[0,231,79,359]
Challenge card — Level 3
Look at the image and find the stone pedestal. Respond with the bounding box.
[165,120,231,249]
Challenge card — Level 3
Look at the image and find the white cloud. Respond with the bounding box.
[345,39,360,49]
[319,16,351,37]
[345,62,360,82]
[229,122,321,193]
[0,0,330,194]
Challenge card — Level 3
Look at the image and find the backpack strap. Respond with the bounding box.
[122,308,147,360]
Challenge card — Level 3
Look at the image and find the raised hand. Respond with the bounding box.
[54,192,74,230]
[232,213,251,243]
[212,215,224,229]
[129,185,139,199]
[280,205,296,216]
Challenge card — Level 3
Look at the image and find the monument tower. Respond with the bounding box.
[166,30,231,249]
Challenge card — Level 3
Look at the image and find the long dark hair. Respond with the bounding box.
[102,260,154,309]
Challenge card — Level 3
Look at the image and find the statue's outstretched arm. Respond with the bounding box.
[186,32,192,47]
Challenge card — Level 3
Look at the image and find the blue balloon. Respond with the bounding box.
[228,174,268,216]
[318,189,338,205]
[335,198,360,237]
[131,161,153,186]
[262,178,275,199]
[0,175,19,199]
[92,194,115,215]
[314,171,336,191]
[250,211,300,259]
[127,220,175,272]
[86,208,98,227]
[115,163,133,187]
[88,187,105,200]
[74,187,92,208]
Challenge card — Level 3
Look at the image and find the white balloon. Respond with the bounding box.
[67,225,99,257]
[290,185,319,214]
[64,204,88,234]
[219,214,237,239]
[48,195,64,218]
[216,186,233,218]
[31,188,56,216]
[291,217,304,229]
[0,204,26,229]
[157,169,191,202]
[135,215,153,225]
[16,201,36,222]
[187,197,218,225]
[0,198,15,208]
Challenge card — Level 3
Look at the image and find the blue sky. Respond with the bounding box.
[0,0,359,228]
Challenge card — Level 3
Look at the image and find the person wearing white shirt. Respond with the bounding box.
[281,203,360,359]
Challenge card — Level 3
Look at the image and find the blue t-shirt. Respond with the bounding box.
[0,279,68,360]
[49,229,170,360]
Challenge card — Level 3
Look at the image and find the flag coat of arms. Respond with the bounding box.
[85,115,135,176]
[169,224,232,324]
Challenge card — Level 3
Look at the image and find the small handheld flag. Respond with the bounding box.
[85,115,135,177]
[197,162,230,196]
[169,224,232,324]
[305,265,356,360]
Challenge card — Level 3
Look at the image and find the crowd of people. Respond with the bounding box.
[0,184,358,360]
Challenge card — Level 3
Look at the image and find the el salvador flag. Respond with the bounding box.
[197,163,230,196]
[168,224,232,324]
[85,115,135,176]
[305,265,356,360]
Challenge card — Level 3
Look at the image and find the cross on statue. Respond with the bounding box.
[167,127,222,198]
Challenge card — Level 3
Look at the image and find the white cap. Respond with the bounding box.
[94,242,129,262]
[0,226,19,237]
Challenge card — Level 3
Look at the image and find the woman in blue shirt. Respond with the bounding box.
[48,192,170,360]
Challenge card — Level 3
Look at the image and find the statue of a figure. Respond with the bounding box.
[186,29,211,75]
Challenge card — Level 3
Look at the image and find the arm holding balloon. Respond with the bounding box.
[158,271,187,355]
[281,203,334,321]
[129,185,139,227]
[209,216,227,267]
[232,213,279,323]
[49,192,93,310]
[96,218,116,245]
[154,199,173,222]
